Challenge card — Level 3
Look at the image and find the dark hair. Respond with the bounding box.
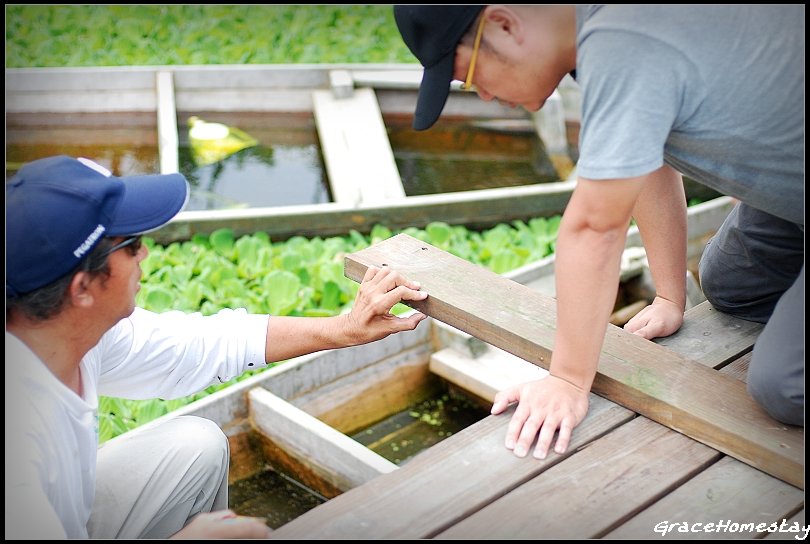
[6,238,116,322]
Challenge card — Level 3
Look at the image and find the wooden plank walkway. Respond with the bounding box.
[343,234,803,488]
[269,233,803,539]
[269,244,803,538]
[272,341,803,539]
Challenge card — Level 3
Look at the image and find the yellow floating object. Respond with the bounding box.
[188,116,259,167]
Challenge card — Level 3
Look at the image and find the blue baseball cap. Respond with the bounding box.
[394,5,484,131]
[6,155,189,298]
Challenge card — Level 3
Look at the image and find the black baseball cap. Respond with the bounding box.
[394,5,485,130]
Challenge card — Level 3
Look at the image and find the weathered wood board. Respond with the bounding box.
[344,234,803,488]
[248,388,397,493]
[313,87,405,205]
[270,398,634,539]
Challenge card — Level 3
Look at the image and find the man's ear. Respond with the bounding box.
[484,5,525,47]
[69,271,95,308]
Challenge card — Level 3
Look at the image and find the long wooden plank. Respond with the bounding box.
[248,388,397,493]
[344,234,803,488]
[153,180,575,244]
[313,87,405,205]
[435,417,720,539]
[604,456,805,540]
[270,398,634,539]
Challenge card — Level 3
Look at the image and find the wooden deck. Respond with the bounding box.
[269,234,805,540]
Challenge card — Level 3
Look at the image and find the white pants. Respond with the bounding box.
[87,416,229,539]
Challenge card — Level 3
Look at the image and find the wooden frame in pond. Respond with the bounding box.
[6,63,581,242]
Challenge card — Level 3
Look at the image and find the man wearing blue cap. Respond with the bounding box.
[394,6,804,458]
[5,155,429,538]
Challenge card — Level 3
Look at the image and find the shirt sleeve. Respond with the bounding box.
[575,29,698,180]
[94,307,269,400]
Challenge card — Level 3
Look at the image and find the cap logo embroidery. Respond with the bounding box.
[73,224,106,258]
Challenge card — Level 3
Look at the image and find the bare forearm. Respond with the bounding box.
[264,315,353,363]
[632,165,687,310]
[262,266,428,363]
[552,220,628,391]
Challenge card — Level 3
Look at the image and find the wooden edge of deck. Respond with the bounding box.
[248,387,398,492]
[344,233,804,489]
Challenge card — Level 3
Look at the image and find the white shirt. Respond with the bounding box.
[4,307,269,539]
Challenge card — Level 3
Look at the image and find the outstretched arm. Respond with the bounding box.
[624,164,687,339]
[263,266,427,363]
[492,169,652,459]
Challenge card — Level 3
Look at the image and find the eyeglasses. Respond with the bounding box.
[101,235,143,258]
[460,16,486,92]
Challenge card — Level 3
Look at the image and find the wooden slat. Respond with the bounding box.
[344,234,803,488]
[654,301,763,369]
[430,346,547,403]
[763,510,806,540]
[435,417,720,539]
[436,358,800,540]
[156,70,179,174]
[293,346,440,436]
[270,398,634,539]
[313,87,405,205]
[248,388,397,493]
[154,178,575,244]
[604,456,805,540]
[722,352,752,383]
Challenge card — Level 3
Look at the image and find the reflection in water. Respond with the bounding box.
[5,145,159,181]
[178,144,331,211]
[188,116,260,167]
[387,116,564,196]
[5,112,161,179]
[7,112,587,210]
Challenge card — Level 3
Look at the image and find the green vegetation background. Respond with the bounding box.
[6,5,417,67]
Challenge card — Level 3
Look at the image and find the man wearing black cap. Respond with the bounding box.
[5,155,428,538]
[394,5,804,459]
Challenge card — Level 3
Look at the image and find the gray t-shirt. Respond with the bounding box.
[575,5,804,225]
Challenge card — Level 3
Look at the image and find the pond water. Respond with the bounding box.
[6,111,569,211]
[7,111,719,211]
[177,112,331,211]
[351,391,489,465]
[228,466,326,530]
[228,388,489,528]
[386,114,565,196]
[5,112,161,179]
